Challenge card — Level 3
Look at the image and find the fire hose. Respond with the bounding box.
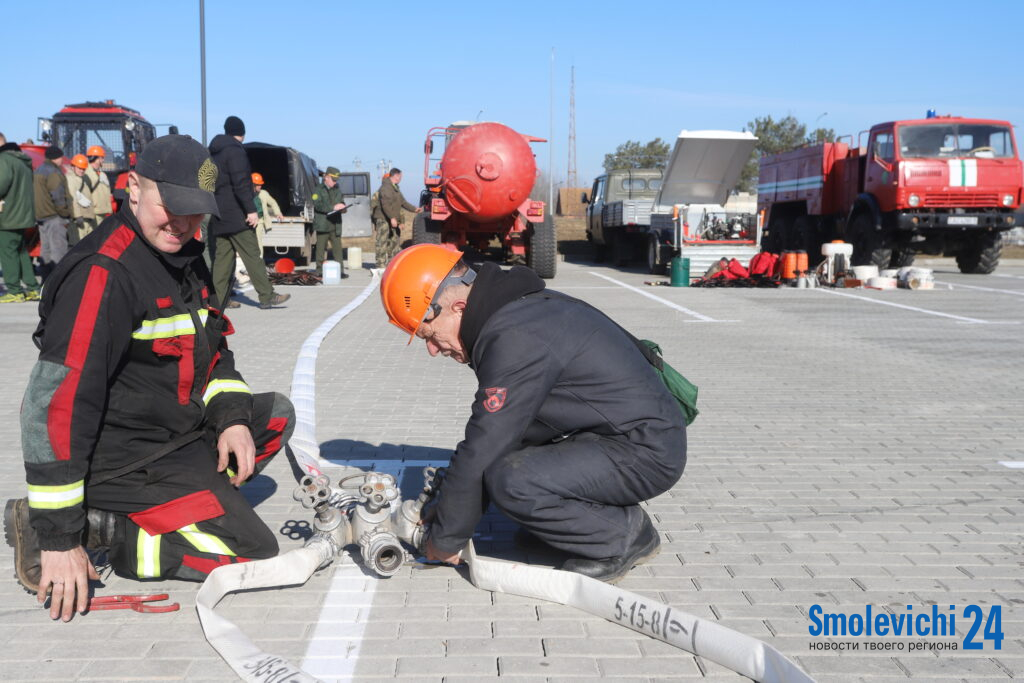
[195,275,814,682]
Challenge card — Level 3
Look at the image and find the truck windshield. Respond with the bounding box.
[898,123,1015,159]
[52,121,139,173]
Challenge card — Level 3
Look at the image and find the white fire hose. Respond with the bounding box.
[195,274,814,683]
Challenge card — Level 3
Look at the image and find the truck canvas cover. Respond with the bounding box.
[653,130,758,212]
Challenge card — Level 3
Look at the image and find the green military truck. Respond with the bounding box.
[583,168,663,265]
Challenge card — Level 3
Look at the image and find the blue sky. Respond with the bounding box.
[4,0,1022,192]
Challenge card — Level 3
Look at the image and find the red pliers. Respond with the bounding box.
[87,593,180,613]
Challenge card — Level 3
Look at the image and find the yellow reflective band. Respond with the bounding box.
[178,524,235,556]
[131,309,210,340]
[136,528,161,578]
[27,481,85,509]
[202,379,252,405]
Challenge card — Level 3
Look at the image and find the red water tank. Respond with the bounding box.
[440,122,537,222]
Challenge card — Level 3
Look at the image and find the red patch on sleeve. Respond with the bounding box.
[155,296,174,309]
[483,387,507,413]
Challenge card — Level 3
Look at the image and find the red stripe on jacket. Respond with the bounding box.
[98,224,135,260]
[48,265,110,461]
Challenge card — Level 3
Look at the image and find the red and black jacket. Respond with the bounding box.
[21,206,253,551]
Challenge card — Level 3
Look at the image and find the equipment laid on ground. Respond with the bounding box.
[647,131,760,276]
[412,121,556,278]
[88,593,180,613]
[758,113,1024,274]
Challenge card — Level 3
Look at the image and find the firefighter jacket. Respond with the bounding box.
[311,181,343,234]
[34,159,71,220]
[66,170,96,221]
[255,189,282,232]
[21,206,254,551]
[428,263,687,554]
[377,177,417,224]
[86,166,113,216]
[0,143,36,230]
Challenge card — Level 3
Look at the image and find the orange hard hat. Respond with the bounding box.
[70,154,89,170]
[274,257,295,274]
[380,244,464,341]
[86,145,106,158]
[251,172,264,185]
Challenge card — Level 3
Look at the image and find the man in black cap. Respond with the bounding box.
[5,134,295,622]
[207,115,289,309]
[33,145,72,274]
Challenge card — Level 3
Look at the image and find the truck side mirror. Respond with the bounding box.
[425,140,434,154]
[581,192,589,204]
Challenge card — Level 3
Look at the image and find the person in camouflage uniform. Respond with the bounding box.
[312,166,347,276]
[372,168,420,269]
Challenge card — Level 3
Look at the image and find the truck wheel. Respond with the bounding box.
[850,213,892,269]
[412,213,441,245]
[526,215,557,278]
[889,248,915,268]
[956,232,1001,274]
[647,235,667,275]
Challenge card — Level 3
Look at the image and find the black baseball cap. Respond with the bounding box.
[135,134,220,217]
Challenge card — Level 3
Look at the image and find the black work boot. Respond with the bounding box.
[84,508,117,550]
[4,498,42,593]
[560,510,661,584]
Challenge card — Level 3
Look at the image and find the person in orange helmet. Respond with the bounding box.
[250,172,281,252]
[379,244,688,583]
[85,146,113,219]
[65,154,96,246]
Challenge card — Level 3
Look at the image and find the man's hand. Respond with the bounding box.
[38,546,99,622]
[332,202,347,211]
[424,536,462,565]
[415,207,423,214]
[217,424,256,486]
[245,212,259,227]
[390,217,398,228]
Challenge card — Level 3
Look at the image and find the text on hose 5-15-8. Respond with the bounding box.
[808,604,1003,650]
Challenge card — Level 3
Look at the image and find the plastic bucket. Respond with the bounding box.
[670,257,690,287]
[794,250,808,276]
[852,265,879,281]
[780,251,797,280]
[322,260,342,285]
[347,246,362,270]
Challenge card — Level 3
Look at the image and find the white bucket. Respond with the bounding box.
[852,265,879,281]
[880,269,900,278]
[322,260,342,285]
[347,246,362,270]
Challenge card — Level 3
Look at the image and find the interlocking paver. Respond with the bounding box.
[1,257,1022,680]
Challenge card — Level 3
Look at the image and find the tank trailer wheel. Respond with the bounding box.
[526,215,557,279]
[412,213,442,245]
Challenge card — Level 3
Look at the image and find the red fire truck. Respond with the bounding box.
[38,100,170,205]
[758,115,1023,273]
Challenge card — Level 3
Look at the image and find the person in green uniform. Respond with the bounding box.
[373,168,421,269]
[312,167,347,276]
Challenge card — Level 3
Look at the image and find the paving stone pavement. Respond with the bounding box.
[0,254,1022,682]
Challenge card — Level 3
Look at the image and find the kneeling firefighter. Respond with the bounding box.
[379,245,687,583]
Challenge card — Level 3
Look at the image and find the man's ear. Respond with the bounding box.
[451,299,467,314]
[127,171,140,194]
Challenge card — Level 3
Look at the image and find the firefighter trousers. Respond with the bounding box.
[483,431,684,560]
[86,392,295,582]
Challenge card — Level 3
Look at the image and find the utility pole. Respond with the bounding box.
[199,0,207,145]
[567,65,578,189]
[548,48,555,210]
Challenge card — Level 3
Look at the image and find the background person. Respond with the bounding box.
[379,245,687,583]
[85,145,113,220]
[65,154,96,246]
[0,132,40,302]
[33,146,71,276]
[207,116,289,309]
[4,135,295,622]
[251,172,282,252]
[311,166,347,276]
[372,168,420,269]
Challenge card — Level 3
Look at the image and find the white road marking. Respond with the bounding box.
[998,461,1024,469]
[993,273,1024,280]
[936,281,1024,297]
[814,288,992,323]
[589,272,725,322]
